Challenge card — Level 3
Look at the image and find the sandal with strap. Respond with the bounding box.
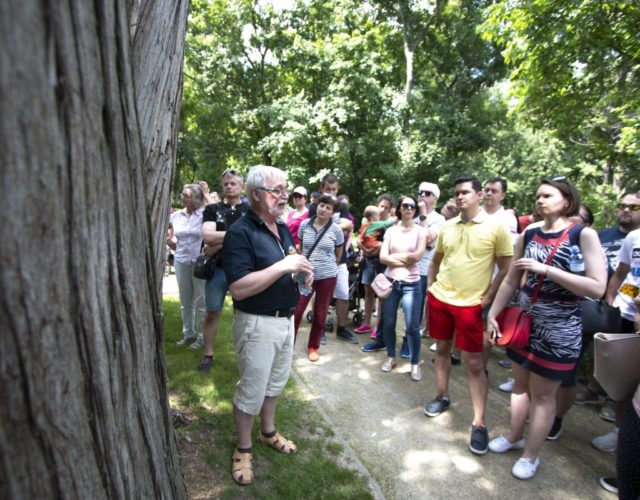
[231,449,253,486]
[257,430,297,454]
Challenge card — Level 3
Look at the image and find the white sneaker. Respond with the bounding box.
[512,456,540,479]
[429,342,437,352]
[381,357,396,372]
[188,337,205,350]
[176,336,195,346]
[499,378,514,393]
[489,435,525,453]
[592,427,619,452]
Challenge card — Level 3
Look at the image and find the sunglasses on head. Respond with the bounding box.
[401,203,416,210]
[419,190,433,197]
[222,168,241,178]
[617,203,640,212]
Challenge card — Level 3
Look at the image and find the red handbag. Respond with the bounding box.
[495,225,573,349]
[496,307,531,348]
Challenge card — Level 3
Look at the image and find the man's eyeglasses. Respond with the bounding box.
[617,203,640,212]
[257,186,288,196]
[401,203,416,210]
[419,191,434,197]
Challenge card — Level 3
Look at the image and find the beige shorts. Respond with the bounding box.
[232,310,294,416]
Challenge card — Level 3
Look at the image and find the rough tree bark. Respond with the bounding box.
[0,1,188,498]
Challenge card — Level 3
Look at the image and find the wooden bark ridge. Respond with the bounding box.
[0,1,189,498]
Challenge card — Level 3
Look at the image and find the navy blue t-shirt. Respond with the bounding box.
[222,210,299,313]
[599,226,627,278]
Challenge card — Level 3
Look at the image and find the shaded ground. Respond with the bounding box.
[164,274,617,499]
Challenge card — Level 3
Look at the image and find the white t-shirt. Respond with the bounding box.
[414,211,445,276]
[487,206,518,245]
[612,228,640,321]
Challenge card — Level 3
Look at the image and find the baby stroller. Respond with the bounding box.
[306,247,364,330]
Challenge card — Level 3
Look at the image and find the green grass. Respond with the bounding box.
[163,297,373,499]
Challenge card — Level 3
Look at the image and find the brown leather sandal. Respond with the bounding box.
[231,449,253,486]
[257,430,297,454]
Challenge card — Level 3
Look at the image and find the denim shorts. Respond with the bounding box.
[361,257,381,285]
[205,265,228,312]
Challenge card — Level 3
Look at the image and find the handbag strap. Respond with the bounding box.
[530,224,573,305]
[303,218,333,259]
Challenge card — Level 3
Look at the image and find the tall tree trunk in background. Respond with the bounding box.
[0,1,188,498]
[128,0,189,286]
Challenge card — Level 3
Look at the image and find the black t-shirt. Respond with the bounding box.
[222,210,299,313]
[202,201,249,266]
[202,201,249,230]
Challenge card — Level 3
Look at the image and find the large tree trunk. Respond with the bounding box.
[0,1,188,498]
[128,0,189,286]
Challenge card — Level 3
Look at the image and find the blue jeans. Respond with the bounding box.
[381,280,423,364]
[418,274,428,324]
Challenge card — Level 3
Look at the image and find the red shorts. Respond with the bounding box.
[427,292,484,353]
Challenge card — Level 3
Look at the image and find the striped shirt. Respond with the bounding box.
[298,218,344,281]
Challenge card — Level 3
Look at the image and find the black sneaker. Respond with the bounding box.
[469,424,489,455]
[599,477,618,495]
[424,395,450,417]
[361,339,386,352]
[400,337,410,359]
[197,356,213,373]
[546,417,563,441]
[337,328,359,344]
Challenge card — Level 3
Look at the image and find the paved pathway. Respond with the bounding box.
[163,275,616,499]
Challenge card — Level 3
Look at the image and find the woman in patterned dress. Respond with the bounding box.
[486,177,607,479]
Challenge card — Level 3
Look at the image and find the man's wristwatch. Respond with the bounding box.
[419,215,427,221]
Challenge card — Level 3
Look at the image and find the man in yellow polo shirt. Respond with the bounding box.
[425,176,513,456]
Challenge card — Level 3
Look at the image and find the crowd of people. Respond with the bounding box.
[166,166,640,496]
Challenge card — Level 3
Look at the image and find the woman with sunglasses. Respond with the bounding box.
[486,177,607,479]
[378,196,428,380]
[287,186,309,247]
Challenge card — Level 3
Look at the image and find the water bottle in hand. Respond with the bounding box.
[289,246,312,296]
[569,245,585,274]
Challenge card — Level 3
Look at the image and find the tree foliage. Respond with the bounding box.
[177,0,638,222]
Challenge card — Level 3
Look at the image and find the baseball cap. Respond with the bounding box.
[418,182,440,200]
[293,186,307,196]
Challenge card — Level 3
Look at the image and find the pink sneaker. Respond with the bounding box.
[370,327,378,339]
[354,324,371,334]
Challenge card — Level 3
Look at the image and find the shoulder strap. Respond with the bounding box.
[530,224,573,305]
[304,218,332,259]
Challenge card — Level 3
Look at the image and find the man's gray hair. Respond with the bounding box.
[245,165,287,207]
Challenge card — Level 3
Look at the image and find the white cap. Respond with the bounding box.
[293,186,307,196]
[418,182,440,200]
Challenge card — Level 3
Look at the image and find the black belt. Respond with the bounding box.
[262,308,295,318]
